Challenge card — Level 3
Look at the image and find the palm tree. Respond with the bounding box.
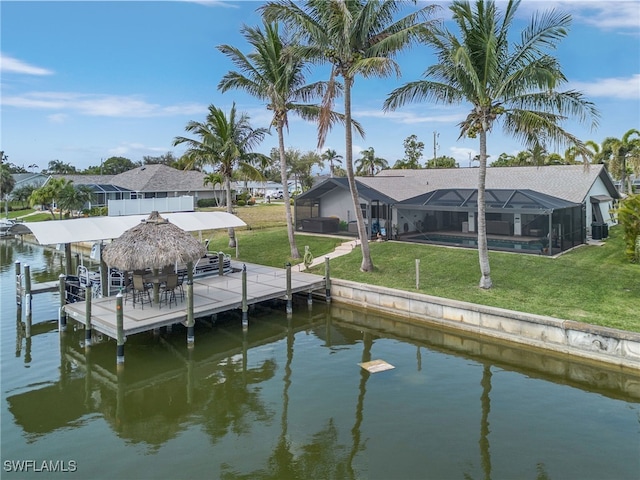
[203,172,224,207]
[58,183,93,216]
[384,0,599,288]
[602,129,640,194]
[356,147,388,176]
[173,103,268,247]
[261,0,438,272]
[29,177,73,219]
[218,22,351,259]
[321,148,343,178]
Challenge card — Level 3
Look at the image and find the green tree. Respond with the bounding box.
[356,147,388,176]
[10,185,35,209]
[84,157,136,174]
[262,0,437,272]
[143,152,179,167]
[321,148,343,178]
[29,177,73,219]
[385,0,599,288]
[203,172,224,208]
[397,134,425,169]
[490,152,517,167]
[617,194,640,262]
[42,159,77,174]
[173,103,268,247]
[602,129,640,194]
[218,23,343,258]
[0,162,15,201]
[58,183,93,216]
[426,155,458,168]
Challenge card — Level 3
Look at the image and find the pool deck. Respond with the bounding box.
[62,262,326,339]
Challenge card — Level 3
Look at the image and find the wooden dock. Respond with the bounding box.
[62,262,326,340]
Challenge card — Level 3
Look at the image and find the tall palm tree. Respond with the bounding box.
[321,148,343,177]
[218,22,352,259]
[261,0,438,272]
[355,147,388,176]
[384,0,599,288]
[173,103,268,247]
[602,129,640,194]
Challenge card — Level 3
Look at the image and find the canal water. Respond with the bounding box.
[1,240,639,479]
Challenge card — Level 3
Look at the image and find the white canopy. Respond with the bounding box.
[9,212,246,245]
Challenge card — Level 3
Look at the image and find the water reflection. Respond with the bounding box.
[3,239,640,479]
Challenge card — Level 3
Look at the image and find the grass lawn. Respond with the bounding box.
[208,204,639,333]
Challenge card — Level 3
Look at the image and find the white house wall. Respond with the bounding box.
[586,178,616,227]
[321,189,357,222]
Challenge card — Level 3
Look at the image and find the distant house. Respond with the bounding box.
[294,165,620,255]
[11,173,48,192]
[50,165,226,209]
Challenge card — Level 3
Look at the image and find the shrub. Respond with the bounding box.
[197,198,218,208]
[237,200,246,207]
[247,197,256,206]
[617,194,640,262]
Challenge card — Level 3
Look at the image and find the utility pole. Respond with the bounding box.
[433,131,439,165]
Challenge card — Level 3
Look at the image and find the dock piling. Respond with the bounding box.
[15,261,21,305]
[242,264,248,329]
[24,265,32,338]
[286,262,292,315]
[116,293,124,367]
[186,261,194,347]
[325,257,331,303]
[218,252,225,276]
[85,286,92,349]
[58,274,67,331]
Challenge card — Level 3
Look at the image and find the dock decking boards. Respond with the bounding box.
[63,262,326,339]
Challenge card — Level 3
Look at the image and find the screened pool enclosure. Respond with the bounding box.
[396,188,585,255]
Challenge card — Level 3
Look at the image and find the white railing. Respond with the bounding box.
[108,196,195,216]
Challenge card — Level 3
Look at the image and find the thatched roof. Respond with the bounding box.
[102,211,206,271]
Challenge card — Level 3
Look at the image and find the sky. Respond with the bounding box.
[1,0,639,174]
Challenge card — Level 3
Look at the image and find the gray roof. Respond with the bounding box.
[371,164,619,204]
[51,174,115,185]
[297,177,397,204]
[110,164,212,193]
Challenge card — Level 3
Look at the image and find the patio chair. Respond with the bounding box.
[159,273,179,309]
[132,274,152,309]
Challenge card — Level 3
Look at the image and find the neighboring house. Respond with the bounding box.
[295,165,619,255]
[49,165,225,209]
[11,173,48,192]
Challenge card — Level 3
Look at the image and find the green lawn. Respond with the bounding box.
[208,226,639,333]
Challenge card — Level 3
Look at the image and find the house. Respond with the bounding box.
[10,173,48,192]
[294,165,620,254]
[49,165,226,210]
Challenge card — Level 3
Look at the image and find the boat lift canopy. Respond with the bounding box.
[9,212,246,245]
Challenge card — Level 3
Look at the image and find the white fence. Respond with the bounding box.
[108,196,195,216]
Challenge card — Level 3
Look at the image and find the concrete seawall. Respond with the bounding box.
[329,278,640,370]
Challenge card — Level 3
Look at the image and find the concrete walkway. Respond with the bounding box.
[298,238,360,271]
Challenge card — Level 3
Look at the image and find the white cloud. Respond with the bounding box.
[517,1,640,30]
[355,109,465,125]
[1,91,208,117]
[0,54,54,75]
[570,74,640,99]
[48,113,68,123]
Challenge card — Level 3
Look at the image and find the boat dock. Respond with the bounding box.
[62,262,326,340]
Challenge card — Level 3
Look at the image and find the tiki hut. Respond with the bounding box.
[102,211,206,271]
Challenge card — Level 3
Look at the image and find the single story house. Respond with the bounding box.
[49,164,227,209]
[294,165,619,255]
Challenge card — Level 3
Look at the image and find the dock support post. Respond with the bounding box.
[58,273,67,332]
[24,265,32,338]
[85,286,92,349]
[186,261,194,347]
[218,252,224,276]
[286,262,292,315]
[64,243,72,276]
[100,245,108,297]
[308,291,313,309]
[325,257,331,303]
[241,264,248,329]
[116,293,124,368]
[15,261,21,305]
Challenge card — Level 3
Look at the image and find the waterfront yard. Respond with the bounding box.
[207,204,639,333]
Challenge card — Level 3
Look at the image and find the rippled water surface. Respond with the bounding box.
[1,240,639,479]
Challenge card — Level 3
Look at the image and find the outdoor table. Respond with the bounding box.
[144,270,167,305]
